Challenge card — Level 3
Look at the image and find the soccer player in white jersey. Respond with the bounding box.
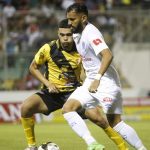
[62,3,147,150]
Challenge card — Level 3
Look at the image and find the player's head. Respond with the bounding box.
[58,19,73,51]
[66,3,88,33]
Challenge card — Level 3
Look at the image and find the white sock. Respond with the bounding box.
[113,121,145,149]
[63,111,96,145]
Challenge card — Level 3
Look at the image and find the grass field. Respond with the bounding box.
[0,121,149,150]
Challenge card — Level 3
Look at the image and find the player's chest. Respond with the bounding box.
[75,37,89,57]
[48,51,79,69]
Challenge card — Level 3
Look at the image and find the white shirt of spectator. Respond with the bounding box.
[73,23,121,88]
[3,4,16,18]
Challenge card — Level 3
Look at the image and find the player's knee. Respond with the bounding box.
[62,99,81,114]
[95,117,108,129]
[107,114,122,127]
[62,103,74,114]
[86,111,108,128]
[20,102,33,118]
[90,116,108,128]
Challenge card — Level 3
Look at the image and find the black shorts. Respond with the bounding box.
[36,89,86,119]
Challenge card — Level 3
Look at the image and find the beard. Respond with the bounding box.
[61,42,72,51]
[72,22,83,33]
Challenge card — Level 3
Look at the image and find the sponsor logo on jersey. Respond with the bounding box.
[103,97,112,102]
[93,38,102,45]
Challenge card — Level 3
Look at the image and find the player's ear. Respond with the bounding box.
[81,15,88,24]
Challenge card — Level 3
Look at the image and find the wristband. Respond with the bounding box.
[94,74,102,80]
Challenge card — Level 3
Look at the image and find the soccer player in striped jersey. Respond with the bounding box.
[20,19,85,150]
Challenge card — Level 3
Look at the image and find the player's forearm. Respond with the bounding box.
[29,61,49,87]
[30,68,49,86]
[98,49,113,76]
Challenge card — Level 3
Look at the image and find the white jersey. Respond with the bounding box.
[73,23,121,89]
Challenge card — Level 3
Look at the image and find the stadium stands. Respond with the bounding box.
[0,0,150,90]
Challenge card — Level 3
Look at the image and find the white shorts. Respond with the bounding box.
[68,78,123,114]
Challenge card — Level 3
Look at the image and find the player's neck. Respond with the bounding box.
[82,21,88,32]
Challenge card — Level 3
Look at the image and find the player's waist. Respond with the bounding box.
[41,83,81,92]
[41,87,76,92]
[58,87,76,92]
[57,83,81,92]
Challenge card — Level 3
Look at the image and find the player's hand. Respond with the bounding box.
[77,57,82,64]
[46,82,59,93]
[88,80,100,93]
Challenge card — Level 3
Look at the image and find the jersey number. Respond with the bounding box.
[93,39,102,45]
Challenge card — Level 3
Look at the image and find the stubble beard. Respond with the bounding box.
[72,22,83,33]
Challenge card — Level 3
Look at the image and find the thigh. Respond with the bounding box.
[36,89,72,115]
[85,106,104,121]
[93,89,123,114]
[21,94,48,117]
[85,107,108,128]
[68,86,94,106]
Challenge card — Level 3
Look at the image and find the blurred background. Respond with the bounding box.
[0,0,150,123]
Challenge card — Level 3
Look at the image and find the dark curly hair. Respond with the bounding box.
[66,3,88,16]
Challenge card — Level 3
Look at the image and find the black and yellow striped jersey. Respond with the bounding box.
[34,40,81,92]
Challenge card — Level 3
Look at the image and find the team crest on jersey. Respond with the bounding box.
[39,52,44,59]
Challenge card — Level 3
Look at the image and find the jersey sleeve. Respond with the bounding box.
[34,43,50,65]
[87,25,109,55]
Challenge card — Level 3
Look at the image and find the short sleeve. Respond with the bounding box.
[34,44,50,65]
[87,25,109,55]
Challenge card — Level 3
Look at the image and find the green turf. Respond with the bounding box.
[0,121,149,150]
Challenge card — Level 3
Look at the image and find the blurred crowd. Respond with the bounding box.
[0,0,149,12]
[0,0,150,91]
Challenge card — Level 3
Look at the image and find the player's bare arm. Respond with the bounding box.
[98,48,113,75]
[89,48,113,93]
[29,60,59,93]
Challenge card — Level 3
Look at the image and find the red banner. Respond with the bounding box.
[0,102,21,123]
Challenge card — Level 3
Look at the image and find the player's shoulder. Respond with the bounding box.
[41,43,50,50]
[49,40,57,47]
[40,40,57,53]
[84,23,102,38]
[86,23,98,31]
